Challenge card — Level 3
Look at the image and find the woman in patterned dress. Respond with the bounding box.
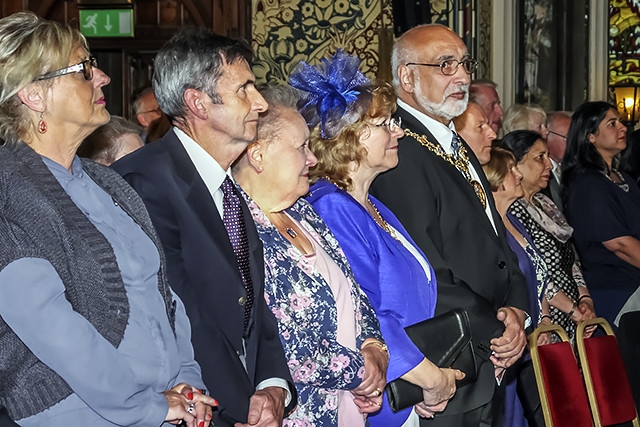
[232,83,388,427]
[500,130,596,340]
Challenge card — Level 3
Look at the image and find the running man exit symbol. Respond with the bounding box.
[79,9,134,38]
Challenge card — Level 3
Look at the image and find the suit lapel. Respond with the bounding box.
[165,135,236,256]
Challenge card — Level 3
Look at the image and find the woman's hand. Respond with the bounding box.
[537,315,552,346]
[421,367,462,407]
[351,339,389,412]
[163,383,217,427]
[414,367,463,418]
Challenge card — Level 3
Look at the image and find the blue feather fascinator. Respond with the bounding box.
[288,49,372,139]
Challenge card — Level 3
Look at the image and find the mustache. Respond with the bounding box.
[444,84,469,97]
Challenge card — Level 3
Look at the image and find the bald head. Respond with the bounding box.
[393,24,471,125]
[546,111,571,163]
[470,80,503,133]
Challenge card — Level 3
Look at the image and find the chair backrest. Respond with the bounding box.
[576,318,639,427]
[529,323,593,427]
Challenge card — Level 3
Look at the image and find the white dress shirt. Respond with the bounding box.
[174,127,292,403]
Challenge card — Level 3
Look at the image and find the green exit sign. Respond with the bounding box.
[79,9,134,38]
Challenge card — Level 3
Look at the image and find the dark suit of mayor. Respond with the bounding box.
[371,106,528,424]
[112,129,295,427]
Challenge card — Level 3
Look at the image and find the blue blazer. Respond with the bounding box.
[112,129,295,427]
[308,179,438,427]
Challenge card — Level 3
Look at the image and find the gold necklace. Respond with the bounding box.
[404,128,487,209]
[368,198,400,241]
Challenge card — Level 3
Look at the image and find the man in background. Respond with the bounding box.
[131,86,162,131]
[470,79,504,135]
[454,101,497,165]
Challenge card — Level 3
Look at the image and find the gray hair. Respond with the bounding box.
[153,27,253,123]
[78,115,143,165]
[502,103,547,134]
[0,12,88,144]
[131,86,155,115]
[257,84,301,145]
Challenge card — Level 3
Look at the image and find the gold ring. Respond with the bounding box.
[374,388,382,397]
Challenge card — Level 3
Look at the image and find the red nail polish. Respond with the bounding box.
[213,398,219,407]
[199,422,205,427]
[187,392,194,400]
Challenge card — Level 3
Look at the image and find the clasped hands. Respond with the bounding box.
[490,307,527,378]
[164,383,217,427]
[351,339,389,413]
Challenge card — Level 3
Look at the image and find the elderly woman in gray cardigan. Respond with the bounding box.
[0,13,215,427]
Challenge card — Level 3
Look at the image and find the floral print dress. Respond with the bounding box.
[242,193,383,427]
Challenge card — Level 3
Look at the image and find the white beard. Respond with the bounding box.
[414,75,469,121]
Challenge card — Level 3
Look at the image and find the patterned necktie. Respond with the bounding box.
[220,176,254,333]
[451,131,461,159]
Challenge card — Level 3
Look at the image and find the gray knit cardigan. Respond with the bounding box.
[0,142,175,420]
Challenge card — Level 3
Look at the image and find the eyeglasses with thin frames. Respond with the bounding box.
[375,117,402,132]
[405,59,478,76]
[35,56,97,81]
[547,129,567,139]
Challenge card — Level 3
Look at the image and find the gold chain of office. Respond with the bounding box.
[404,128,487,209]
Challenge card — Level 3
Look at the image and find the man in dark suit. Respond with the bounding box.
[371,24,530,427]
[112,28,296,427]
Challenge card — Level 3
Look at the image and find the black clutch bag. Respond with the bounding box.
[385,308,477,412]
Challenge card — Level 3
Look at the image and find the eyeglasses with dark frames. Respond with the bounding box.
[375,117,402,132]
[35,56,97,81]
[405,59,478,76]
[547,129,567,139]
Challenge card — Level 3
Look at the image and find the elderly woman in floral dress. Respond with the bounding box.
[232,81,388,426]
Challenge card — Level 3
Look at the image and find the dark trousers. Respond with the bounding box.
[617,311,640,412]
[419,400,495,427]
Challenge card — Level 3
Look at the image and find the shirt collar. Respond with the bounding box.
[41,155,84,184]
[173,126,231,193]
[397,98,457,151]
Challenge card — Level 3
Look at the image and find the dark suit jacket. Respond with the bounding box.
[112,129,295,427]
[371,106,529,415]
[0,405,17,427]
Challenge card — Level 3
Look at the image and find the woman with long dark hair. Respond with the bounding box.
[562,101,640,408]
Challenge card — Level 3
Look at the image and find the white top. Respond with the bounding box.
[173,126,291,402]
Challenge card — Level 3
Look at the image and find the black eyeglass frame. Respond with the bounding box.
[405,59,478,76]
[547,129,567,139]
[35,56,97,81]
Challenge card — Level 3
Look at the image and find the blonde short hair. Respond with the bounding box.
[0,12,88,144]
[483,147,517,192]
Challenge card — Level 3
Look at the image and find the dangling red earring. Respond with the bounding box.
[38,111,47,134]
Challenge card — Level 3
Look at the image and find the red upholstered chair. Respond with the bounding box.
[528,323,593,427]
[576,318,639,427]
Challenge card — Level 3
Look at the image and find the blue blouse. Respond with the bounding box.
[0,156,203,426]
[308,179,438,427]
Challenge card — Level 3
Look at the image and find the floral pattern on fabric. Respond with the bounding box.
[242,191,382,426]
